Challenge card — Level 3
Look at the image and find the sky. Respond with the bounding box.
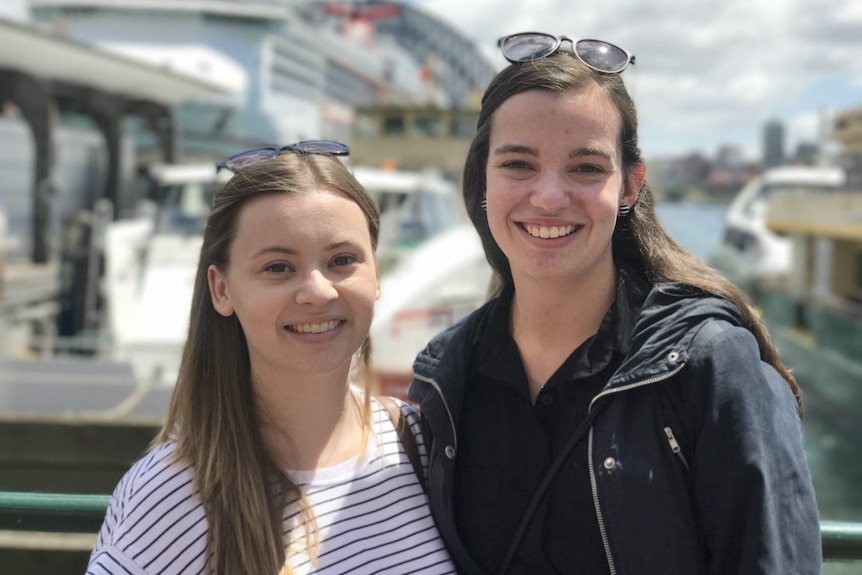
[413,0,862,163]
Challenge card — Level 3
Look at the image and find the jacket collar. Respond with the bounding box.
[411,280,745,410]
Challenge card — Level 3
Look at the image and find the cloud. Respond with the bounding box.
[416,0,862,160]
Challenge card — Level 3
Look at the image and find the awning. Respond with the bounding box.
[0,17,230,104]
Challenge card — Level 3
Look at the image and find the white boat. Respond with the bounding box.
[104,163,229,387]
[370,223,491,397]
[711,165,846,283]
[350,166,464,272]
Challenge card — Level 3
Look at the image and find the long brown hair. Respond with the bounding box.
[462,52,803,416]
[157,152,381,574]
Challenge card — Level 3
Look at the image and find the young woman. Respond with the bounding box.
[408,33,821,575]
[88,143,455,574]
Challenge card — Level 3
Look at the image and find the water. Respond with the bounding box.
[657,202,862,573]
[655,202,727,262]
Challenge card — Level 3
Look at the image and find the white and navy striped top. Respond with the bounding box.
[87,398,455,575]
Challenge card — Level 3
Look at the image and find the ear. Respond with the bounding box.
[207,264,235,317]
[624,162,646,207]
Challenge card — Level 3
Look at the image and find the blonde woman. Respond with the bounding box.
[88,142,455,574]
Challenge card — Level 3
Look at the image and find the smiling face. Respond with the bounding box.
[485,84,642,287]
[207,188,379,382]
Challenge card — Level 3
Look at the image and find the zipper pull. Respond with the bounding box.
[664,426,690,472]
[664,427,681,453]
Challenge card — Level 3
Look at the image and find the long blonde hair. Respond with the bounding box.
[157,153,381,573]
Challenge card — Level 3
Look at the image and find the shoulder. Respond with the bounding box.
[89,441,208,574]
[678,316,801,437]
[417,298,496,362]
[372,396,424,447]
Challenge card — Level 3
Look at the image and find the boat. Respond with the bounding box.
[754,189,862,405]
[710,165,846,285]
[103,163,230,388]
[370,222,491,397]
[350,165,464,272]
[753,189,862,521]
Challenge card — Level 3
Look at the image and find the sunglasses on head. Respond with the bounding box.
[497,32,635,74]
[216,140,350,173]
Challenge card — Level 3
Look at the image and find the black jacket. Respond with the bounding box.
[408,283,822,575]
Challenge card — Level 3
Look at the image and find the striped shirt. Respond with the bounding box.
[87,398,455,574]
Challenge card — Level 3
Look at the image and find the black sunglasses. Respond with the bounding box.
[498,32,635,74]
[216,140,350,173]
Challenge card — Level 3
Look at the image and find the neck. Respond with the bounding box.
[509,263,616,402]
[254,366,366,471]
[510,263,616,342]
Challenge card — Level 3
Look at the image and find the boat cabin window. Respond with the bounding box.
[374,187,460,247]
[414,116,446,137]
[383,115,405,136]
[156,182,215,235]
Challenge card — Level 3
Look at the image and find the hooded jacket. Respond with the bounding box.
[407,282,821,575]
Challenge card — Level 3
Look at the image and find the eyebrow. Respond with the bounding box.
[250,240,356,259]
[493,143,537,156]
[569,146,614,161]
[493,143,614,161]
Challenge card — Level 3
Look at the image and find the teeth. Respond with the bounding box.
[524,224,575,239]
[288,320,341,334]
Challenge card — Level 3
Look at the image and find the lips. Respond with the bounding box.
[285,320,344,334]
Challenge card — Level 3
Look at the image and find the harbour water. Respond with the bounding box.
[657,201,862,573]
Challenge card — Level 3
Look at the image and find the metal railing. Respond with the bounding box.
[1,491,861,562]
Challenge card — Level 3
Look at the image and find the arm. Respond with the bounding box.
[87,444,208,575]
[87,546,150,575]
[687,322,821,574]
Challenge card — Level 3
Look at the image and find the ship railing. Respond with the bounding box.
[1,491,862,562]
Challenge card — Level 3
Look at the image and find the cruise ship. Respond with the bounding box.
[28,0,495,158]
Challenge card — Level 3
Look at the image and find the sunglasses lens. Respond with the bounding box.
[575,40,630,73]
[295,140,350,156]
[224,148,279,171]
[500,33,559,62]
[218,141,350,172]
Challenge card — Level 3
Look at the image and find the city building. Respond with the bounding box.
[763,118,785,168]
[830,105,862,187]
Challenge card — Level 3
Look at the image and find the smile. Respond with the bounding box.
[286,320,343,334]
[521,223,578,239]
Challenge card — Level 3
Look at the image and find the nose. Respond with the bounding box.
[295,269,338,305]
[530,172,572,212]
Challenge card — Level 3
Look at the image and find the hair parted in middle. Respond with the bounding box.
[462,50,803,417]
[157,152,381,575]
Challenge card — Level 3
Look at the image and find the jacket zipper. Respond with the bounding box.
[587,362,687,575]
[412,372,458,455]
[663,426,690,472]
[588,428,616,575]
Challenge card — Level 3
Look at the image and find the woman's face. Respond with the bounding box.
[484,85,642,286]
[207,189,379,381]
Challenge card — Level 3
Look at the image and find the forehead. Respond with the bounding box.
[490,85,622,148]
[231,189,370,248]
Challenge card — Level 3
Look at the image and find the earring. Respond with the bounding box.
[618,202,631,217]
[481,198,487,211]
